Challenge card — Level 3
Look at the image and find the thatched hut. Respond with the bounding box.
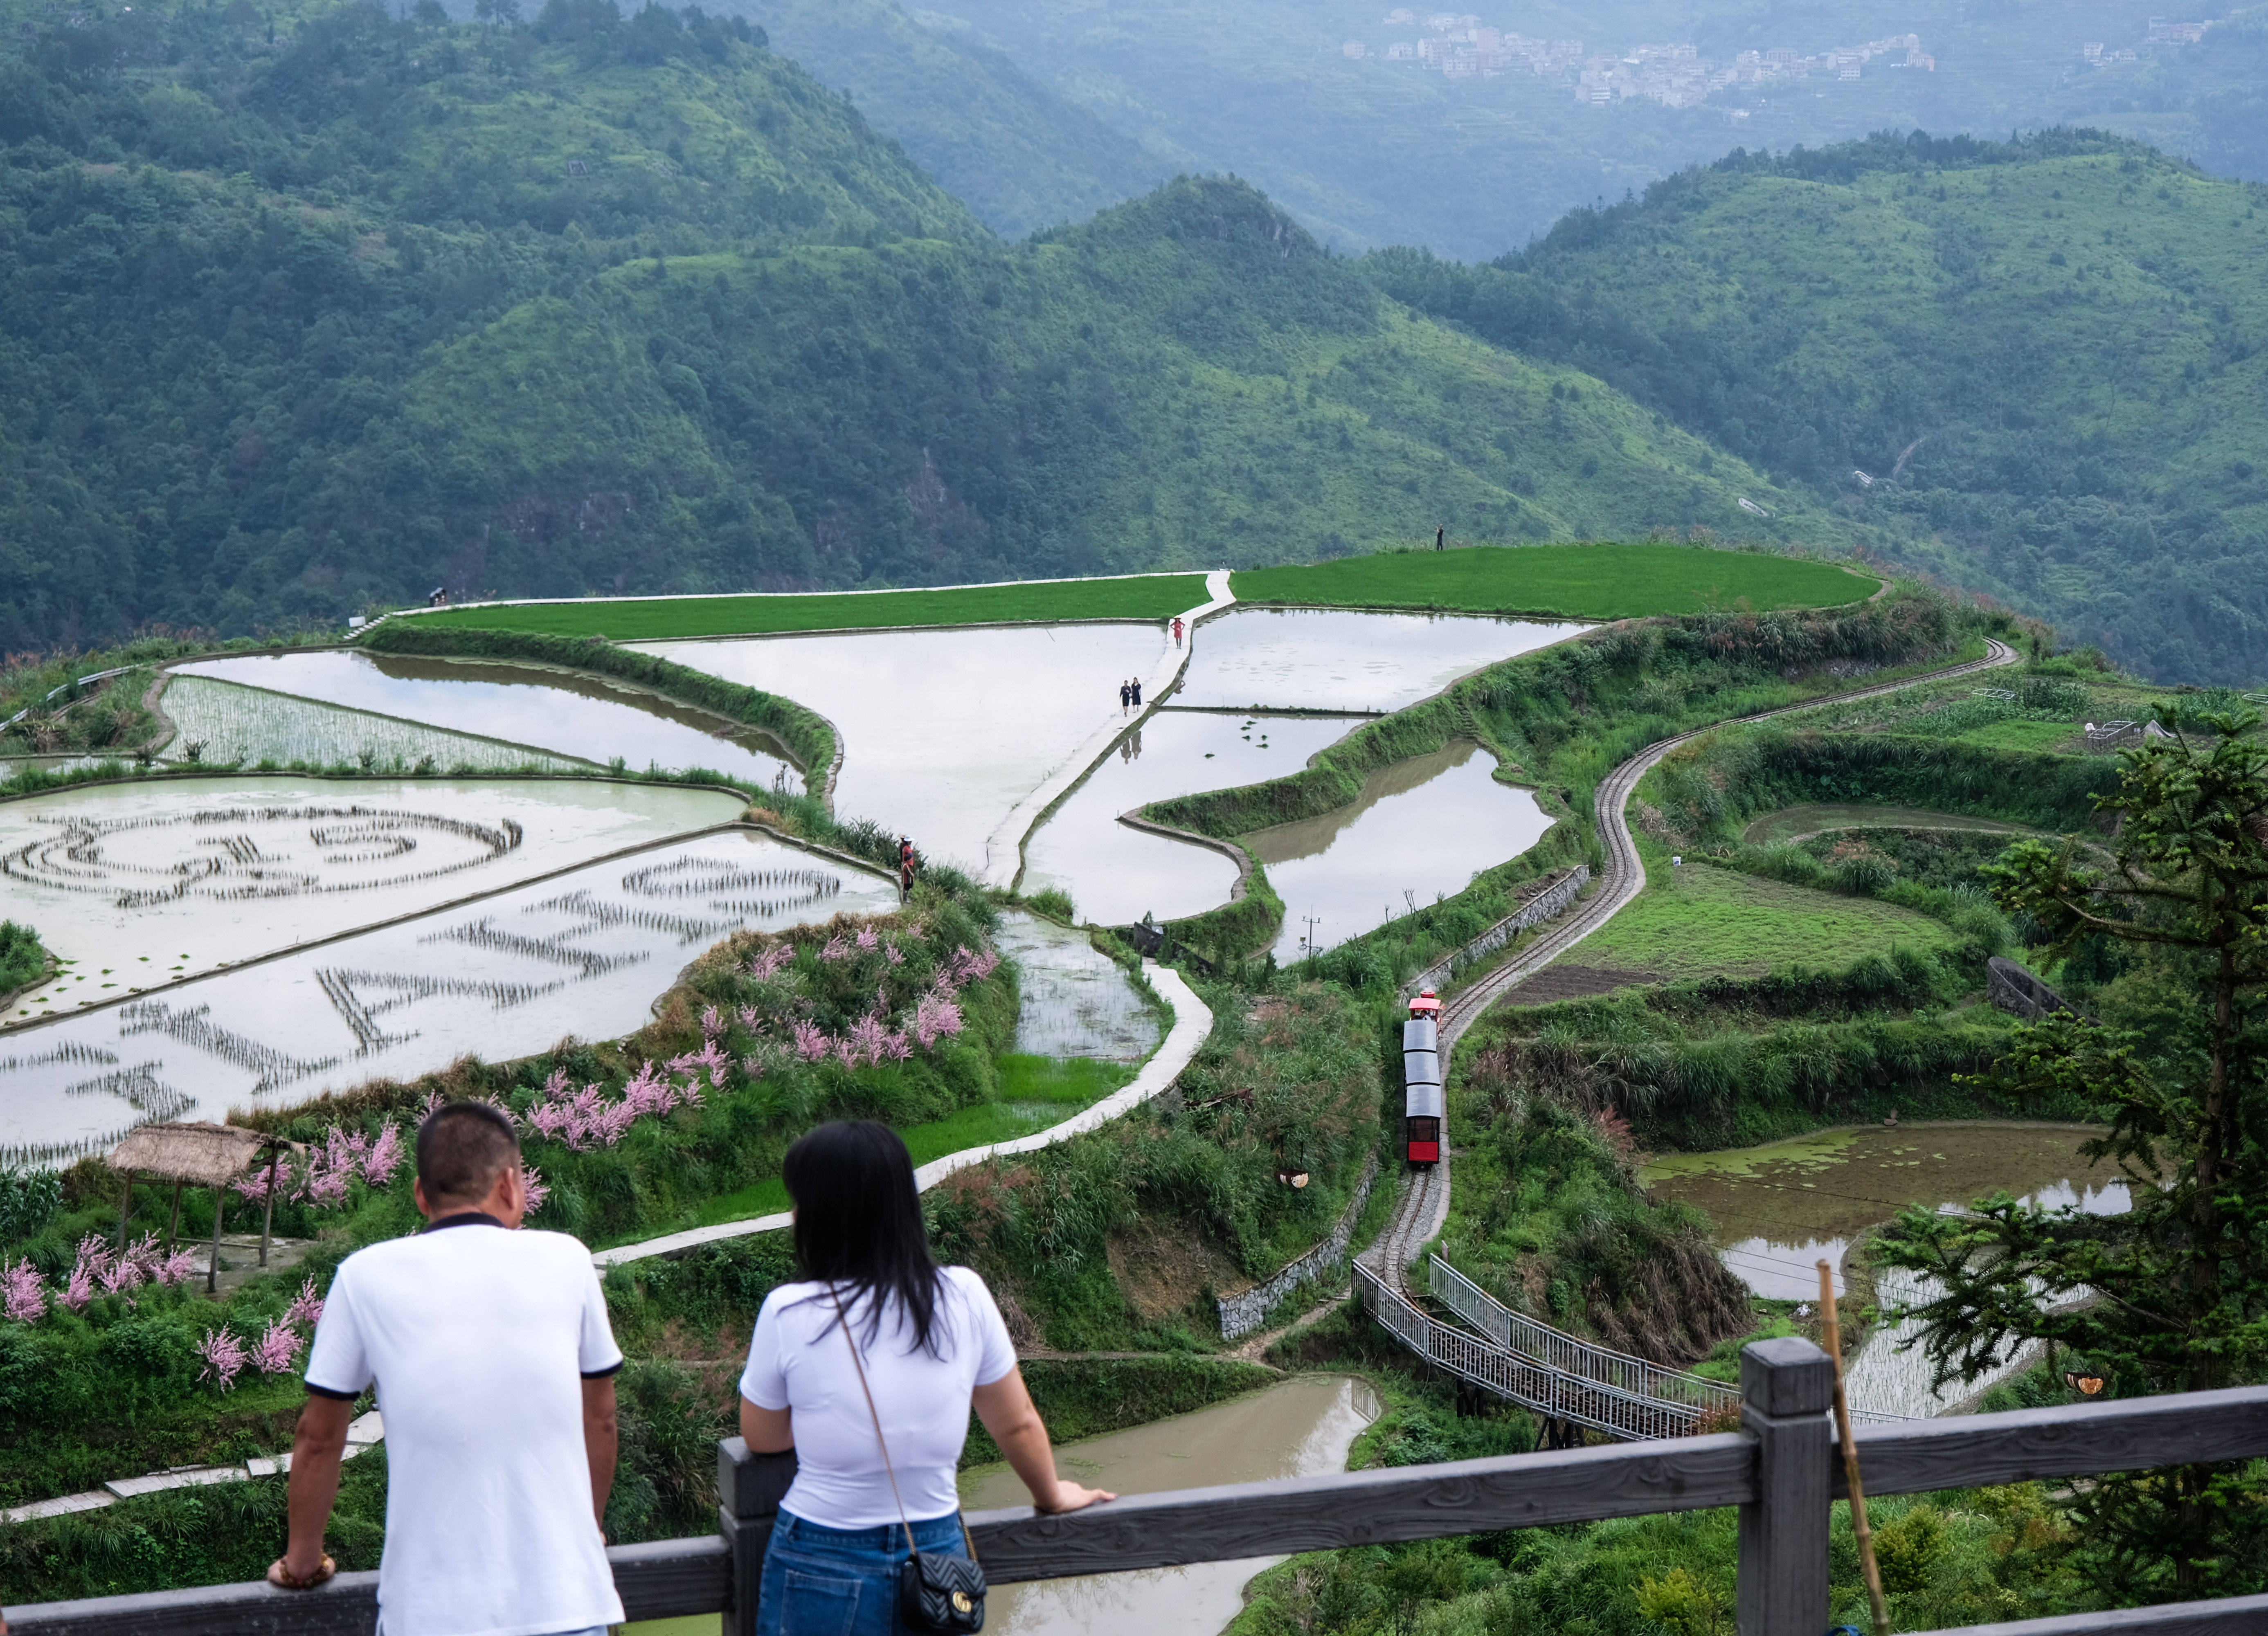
[106,1122,300,1291]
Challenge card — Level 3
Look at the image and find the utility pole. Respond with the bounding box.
[1300,912,1323,953]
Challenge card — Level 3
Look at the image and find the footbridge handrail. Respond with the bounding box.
[1426,1255,1738,1416]
[19,1351,2268,1636]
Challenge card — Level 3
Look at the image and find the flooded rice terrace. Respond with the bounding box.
[960,1375,1378,1636]
[2,778,746,1020]
[633,623,1173,875]
[1250,741,1552,960]
[993,912,1162,1061]
[0,829,898,1166]
[1645,1124,2132,1418]
[1019,712,1357,927]
[177,652,796,786]
[1174,607,1584,712]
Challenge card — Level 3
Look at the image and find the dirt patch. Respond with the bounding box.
[1497,963,1661,1007]
[1106,1217,1242,1324]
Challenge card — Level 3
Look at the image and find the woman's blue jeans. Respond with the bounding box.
[757,1508,971,1636]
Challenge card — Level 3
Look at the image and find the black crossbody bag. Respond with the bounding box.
[829,1284,988,1634]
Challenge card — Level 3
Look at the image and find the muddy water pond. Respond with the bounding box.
[1019,712,1356,928]
[1642,1122,2130,1303]
[637,624,1171,876]
[1176,607,1585,713]
[0,829,898,1166]
[1247,742,1552,961]
[177,652,796,787]
[960,1374,1379,1636]
[1,778,746,1022]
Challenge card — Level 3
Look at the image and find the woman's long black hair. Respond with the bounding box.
[784,1120,947,1357]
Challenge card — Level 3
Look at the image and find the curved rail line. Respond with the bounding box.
[1357,638,2021,1435]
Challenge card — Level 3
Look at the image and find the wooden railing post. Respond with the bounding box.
[718,1436,798,1636]
[1736,1336,1834,1636]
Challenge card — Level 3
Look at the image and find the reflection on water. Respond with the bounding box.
[1020,713,1354,928]
[0,830,898,1165]
[1,778,745,1022]
[1642,1123,2130,1302]
[1177,607,1584,712]
[961,1375,1379,1636]
[994,912,1161,1061]
[637,625,1170,875]
[178,652,794,787]
[1248,742,1552,961]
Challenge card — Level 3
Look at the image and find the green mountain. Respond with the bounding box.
[1369,130,2268,682]
[720,0,1167,238]
[0,0,1835,651]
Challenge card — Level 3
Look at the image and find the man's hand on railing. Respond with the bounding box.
[266,1551,338,1591]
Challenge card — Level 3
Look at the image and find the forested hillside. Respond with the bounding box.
[0,0,1828,652]
[1370,130,2268,682]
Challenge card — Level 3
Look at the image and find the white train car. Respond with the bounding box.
[1403,989,1443,1167]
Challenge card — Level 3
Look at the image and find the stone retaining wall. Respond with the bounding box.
[1404,865,1590,997]
[1216,1149,1381,1341]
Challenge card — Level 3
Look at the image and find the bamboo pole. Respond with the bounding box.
[1818,1258,1891,1636]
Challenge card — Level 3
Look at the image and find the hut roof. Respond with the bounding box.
[106,1122,291,1186]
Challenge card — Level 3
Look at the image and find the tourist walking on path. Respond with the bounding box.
[1130,676,1143,708]
[738,1121,1111,1636]
[1118,679,1131,713]
[898,836,918,904]
[1171,615,1184,647]
[268,1102,626,1636]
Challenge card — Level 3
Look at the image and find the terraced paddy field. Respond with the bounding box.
[402,573,1214,640]
[1530,859,1962,987]
[0,829,898,1165]
[1741,802,2044,846]
[0,778,747,1021]
[1173,606,1584,713]
[177,652,796,785]
[1231,544,1880,619]
[156,674,596,774]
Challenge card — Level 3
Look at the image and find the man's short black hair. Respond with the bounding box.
[416,1102,520,1203]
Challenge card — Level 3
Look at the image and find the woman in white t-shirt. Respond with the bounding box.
[739,1120,1112,1636]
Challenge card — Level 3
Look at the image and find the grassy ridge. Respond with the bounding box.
[1567,861,1962,980]
[407,573,1212,640]
[1231,544,1879,620]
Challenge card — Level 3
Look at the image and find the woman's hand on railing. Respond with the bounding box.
[1035,1479,1117,1514]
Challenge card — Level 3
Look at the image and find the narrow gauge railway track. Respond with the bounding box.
[1357,638,2020,1436]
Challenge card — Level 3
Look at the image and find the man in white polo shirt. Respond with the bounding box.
[267,1102,626,1636]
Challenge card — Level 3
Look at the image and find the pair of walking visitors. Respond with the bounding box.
[1118,676,1143,712]
[271,1106,1105,1636]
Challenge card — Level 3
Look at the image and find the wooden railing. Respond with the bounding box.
[11,1340,2268,1636]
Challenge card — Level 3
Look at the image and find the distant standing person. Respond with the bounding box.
[1435,525,1445,551]
[1171,615,1184,648]
[898,836,918,904]
[268,1102,625,1636]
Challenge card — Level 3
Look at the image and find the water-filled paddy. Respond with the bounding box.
[1174,607,1584,712]
[1019,713,1355,928]
[177,652,794,787]
[1,778,745,1021]
[159,674,595,774]
[993,912,1163,1060]
[638,624,1172,873]
[1642,1122,2129,1303]
[960,1375,1378,1636]
[0,829,898,1165]
[1246,742,1552,960]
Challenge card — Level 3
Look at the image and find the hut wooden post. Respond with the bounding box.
[167,1178,184,1247]
[208,1183,224,1294]
[259,1143,283,1269]
[117,1171,134,1249]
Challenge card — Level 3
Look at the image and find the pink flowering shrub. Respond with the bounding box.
[198,1326,249,1391]
[283,1275,325,1330]
[1,1258,45,1323]
[362,1121,407,1188]
[521,1165,551,1215]
[251,1319,304,1375]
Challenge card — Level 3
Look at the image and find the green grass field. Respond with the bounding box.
[1231,544,1879,620]
[400,575,1213,641]
[669,1054,1135,1233]
[1569,861,1960,980]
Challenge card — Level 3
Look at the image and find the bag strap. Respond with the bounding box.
[829,1282,920,1560]
[826,1282,983,1569]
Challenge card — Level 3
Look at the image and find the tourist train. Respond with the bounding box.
[1404,989,1443,1167]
